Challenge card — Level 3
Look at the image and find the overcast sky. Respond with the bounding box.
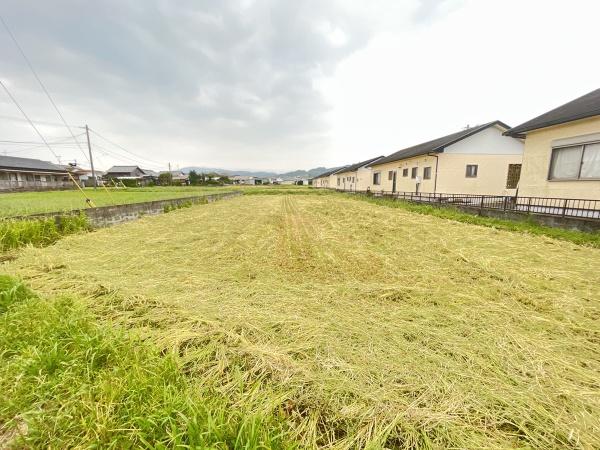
[1,0,599,172]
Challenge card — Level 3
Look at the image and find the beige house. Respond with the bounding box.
[312,167,345,188]
[505,88,600,200]
[334,156,384,191]
[367,121,523,195]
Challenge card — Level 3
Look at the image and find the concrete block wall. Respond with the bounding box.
[11,191,242,228]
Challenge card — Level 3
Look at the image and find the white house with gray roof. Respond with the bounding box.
[104,165,158,186]
[0,155,71,191]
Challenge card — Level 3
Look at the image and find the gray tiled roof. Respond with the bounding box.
[371,120,510,166]
[505,88,600,137]
[312,166,347,179]
[336,156,384,173]
[0,155,66,172]
[105,165,142,173]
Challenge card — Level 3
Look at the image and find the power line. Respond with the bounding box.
[0,78,95,206]
[0,14,90,164]
[88,128,167,167]
[0,135,86,145]
[91,142,165,170]
[0,134,86,155]
[0,114,83,129]
[0,79,61,163]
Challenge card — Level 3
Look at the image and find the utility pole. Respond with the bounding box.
[85,124,97,189]
[168,162,172,186]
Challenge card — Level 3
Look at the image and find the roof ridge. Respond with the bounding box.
[506,88,600,136]
[371,120,509,166]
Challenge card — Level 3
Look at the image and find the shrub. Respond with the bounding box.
[0,214,90,252]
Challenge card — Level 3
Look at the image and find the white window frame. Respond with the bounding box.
[548,141,600,181]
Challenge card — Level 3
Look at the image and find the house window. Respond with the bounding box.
[373,172,381,185]
[411,167,418,179]
[506,164,522,189]
[465,165,478,178]
[352,176,355,183]
[337,177,340,186]
[549,143,600,180]
[388,170,394,180]
[402,168,408,177]
[423,167,432,180]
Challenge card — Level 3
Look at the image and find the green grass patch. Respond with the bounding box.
[350,193,600,248]
[163,200,195,213]
[0,214,90,252]
[0,275,295,449]
[0,186,232,218]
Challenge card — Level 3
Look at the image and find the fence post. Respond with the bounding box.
[527,197,531,214]
[562,198,568,217]
[479,195,485,215]
[502,196,507,211]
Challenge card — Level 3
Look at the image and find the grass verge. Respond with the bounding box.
[349,193,600,248]
[0,186,232,218]
[0,275,295,449]
[0,214,90,252]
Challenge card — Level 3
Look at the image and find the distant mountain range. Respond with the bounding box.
[180,166,335,179]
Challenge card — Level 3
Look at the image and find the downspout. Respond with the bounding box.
[428,153,439,194]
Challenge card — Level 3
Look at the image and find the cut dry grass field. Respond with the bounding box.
[2,193,600,448]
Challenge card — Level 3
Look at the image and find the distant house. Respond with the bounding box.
[159,170,189,185]
[78,169,104,187]
[0,155,71,191]
[312,167,345,188]
[334,156,384,192]
[368,121,523,195]
[104,166,157,186]
[505,88,600,199]
[62,164,104,187]
[142,169,159,184]
[232,175,257,185]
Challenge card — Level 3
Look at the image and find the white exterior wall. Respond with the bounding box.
[444,126,523,155]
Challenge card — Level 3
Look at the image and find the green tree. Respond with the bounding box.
[158,172,172,186]
[188,170,201,185]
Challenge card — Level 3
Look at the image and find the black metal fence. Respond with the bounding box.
[338,190,600,220]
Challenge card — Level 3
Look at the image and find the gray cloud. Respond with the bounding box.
[1,0,376,170]
[413,0,463,24]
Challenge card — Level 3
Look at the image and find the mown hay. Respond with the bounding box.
[4,194,600,449]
